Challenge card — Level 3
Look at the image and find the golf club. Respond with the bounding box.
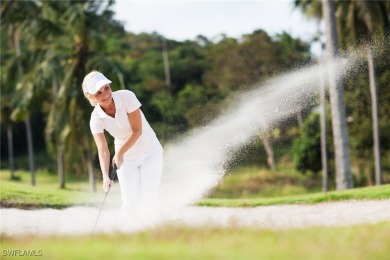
[92,164,117,233]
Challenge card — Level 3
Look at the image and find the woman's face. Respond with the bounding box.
[92,84,112,106]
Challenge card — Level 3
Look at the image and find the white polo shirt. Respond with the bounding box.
[90,90,161,159]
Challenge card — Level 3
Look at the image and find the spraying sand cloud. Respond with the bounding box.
[160,57,352,208]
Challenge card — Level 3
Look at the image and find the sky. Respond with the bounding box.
[112,0,320,44]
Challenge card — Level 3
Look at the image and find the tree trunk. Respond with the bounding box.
[57,145,65,189]
[52,74,66,189]
[14,29,35,186]
[366,45,382,185]
[87,149,96,193]
[319,58,329,192]
[6,122,15,179]
[261,131,276,171]
[322,0,353,190]
[162,38,171,88]
[25,117,35,186]
[362,8,382,186]
[377,1,390,38]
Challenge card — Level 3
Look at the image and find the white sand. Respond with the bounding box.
[1,199,389,237]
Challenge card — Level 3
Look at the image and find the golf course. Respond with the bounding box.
[2,0,390,259]
[1,170,389,259]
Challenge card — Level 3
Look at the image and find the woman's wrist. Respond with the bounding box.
[117,150,124,158]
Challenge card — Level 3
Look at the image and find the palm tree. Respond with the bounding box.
[1,0,44,186]
[3,0,74,188]
[2,0,127,190]
[318,41,329,192]
[322,0,353,189]
[0,24,17,180]
[297,0,389,188]
[337,0,388,185]
[293,2,331,191]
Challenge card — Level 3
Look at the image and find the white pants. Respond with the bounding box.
[116,146,163,211]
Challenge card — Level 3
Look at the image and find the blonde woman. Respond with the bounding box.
[82,71,163,213]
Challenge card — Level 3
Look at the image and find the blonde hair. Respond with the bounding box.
[82,70,99,107]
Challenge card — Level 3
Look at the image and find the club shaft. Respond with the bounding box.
[92,189,110,233]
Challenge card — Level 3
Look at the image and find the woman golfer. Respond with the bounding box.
[82,71,163,213]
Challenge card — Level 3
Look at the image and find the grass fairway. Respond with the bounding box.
[0,170,93,208]
[0,181,93,208]
[210,166,322,198]
[199,184,390,207]
[1,222,389,259]
[1,169,389,208]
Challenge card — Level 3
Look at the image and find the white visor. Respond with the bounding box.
[86,72,112,94]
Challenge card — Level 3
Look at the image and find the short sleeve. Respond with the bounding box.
[123,90,141,113]
[90,116,104,134]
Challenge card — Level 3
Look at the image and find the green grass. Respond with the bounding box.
[0,181,94,208]
[199,184,390,207]
[0,169,91,189]
[0,170,94,208]
[209,166,322,198]
[1,222,389,259]
[1,169,389,209]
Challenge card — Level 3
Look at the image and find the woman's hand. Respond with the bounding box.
[103,176,113,193]
[112,153,124,169]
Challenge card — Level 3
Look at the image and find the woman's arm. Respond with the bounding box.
[92,133,112,192]
[113,108,142,168]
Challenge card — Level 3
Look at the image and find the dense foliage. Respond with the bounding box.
[293,113,322,174]
[1,0,389,188]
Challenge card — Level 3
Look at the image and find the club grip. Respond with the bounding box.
[109,164,117,181]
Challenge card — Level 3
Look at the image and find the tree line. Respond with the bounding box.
[1,0,389,191]
[294,0,389,190]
